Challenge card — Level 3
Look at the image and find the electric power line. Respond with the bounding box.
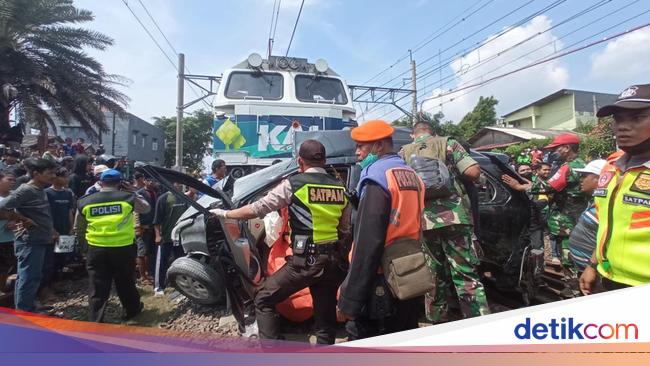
[361,0,491,85]
[372,0,545,91]
[285,0,306,56]
[268,0,283,56]
[362,0,566,118]
[417,0,617,94]
[122,0,176,70]
[381,20,650,122]
[364,0,597,119]
[128,0,210,108]
[417,0,645,107]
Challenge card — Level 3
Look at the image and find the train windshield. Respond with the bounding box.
[225,71,283,100]
[295,75,347,104]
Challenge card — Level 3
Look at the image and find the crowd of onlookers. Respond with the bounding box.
[500,135,609,288]
[0,143,210,315]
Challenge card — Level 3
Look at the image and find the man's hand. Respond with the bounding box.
[154,233,162,245]
[336,306,355,321]
[135,225,143,237]
[20,217,36,229]
[210,208,229,219]
[52,230,60,242]
[501,174,531,192]
[580,266,599,295]
[4,221,18,231]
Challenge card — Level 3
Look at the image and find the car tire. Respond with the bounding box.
[167,256,226,306]
[230,167,245,179]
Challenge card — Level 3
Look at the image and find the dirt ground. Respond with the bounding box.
[40,274,515,345]
[45,275,237,335]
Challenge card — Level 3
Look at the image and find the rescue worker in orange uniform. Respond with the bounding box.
[337,120,425,340]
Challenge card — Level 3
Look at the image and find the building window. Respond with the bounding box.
[152,138,158,151]
[142,135,146,148]
[132,132,138,145]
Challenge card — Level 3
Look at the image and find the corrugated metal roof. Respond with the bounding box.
[480,127,563,140]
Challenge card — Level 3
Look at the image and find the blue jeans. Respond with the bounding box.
[154,242,184,291]
[14,240,49,312]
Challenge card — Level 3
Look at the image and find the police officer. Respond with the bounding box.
[399,122,489,323]
[337,120,425,339]
[76,169,151,322]
[580,84,650,294]
[211,140,350,344]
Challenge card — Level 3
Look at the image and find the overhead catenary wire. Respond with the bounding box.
[361,0,566,118]
[285,0,306,56]
[416,1,646,110]
[127,0,210,108]
[268,0,283,56]
[366,0,625,120]
[361,0,491,85]
[416,0,618,96]
[381,7,650,122]
[372,0,545,91]
[122,0,176,71]
[379,21,650,122]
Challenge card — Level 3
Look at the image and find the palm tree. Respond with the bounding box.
[0,0,128,141]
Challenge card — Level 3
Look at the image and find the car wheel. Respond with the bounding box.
[167,256,226,305]
[230,167,245,179]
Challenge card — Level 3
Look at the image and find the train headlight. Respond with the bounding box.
[247,53,263,68]
[315,59,329,73]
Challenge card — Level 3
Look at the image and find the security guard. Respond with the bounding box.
[211,140,350,344]
[580,84,650,294]
[76,169,151,322]
[337,120,425,340]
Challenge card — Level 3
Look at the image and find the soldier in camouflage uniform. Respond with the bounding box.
[399,122,490,322]
[531,133,588,268]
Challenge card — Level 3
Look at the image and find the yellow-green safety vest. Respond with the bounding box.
[594,159,650,285]
[288,172,347,244]
[78,190,136,247]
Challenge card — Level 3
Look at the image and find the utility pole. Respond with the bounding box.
[174,53,185,171]
[410,50,418,123]
[592,94,598,120]
[111,111,116,155]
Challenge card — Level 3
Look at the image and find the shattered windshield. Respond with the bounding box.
[232,159,297,202]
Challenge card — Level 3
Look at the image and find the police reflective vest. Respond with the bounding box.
[594,159,650,285]
[288,173,347,244]
[78,190,136,247]
[357,154,424,246]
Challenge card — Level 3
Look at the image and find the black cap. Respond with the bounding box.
[298,139,326,162]
[597,84,650,117]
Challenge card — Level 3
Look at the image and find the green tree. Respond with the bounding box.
[457,96,499,140]
[393,111,464,139]
[580,116,616,160]
[0,0,128,136]
[154,109,214,172]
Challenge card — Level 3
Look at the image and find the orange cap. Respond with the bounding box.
[350,120,394,142]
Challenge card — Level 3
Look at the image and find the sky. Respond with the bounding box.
[75,0,650,124]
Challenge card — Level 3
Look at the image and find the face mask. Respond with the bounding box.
[359,153,378,169]
[358,142,379,169]
[619,136,650,155]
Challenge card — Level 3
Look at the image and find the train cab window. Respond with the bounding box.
[295,75,348,104]
[225,72,283,100]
